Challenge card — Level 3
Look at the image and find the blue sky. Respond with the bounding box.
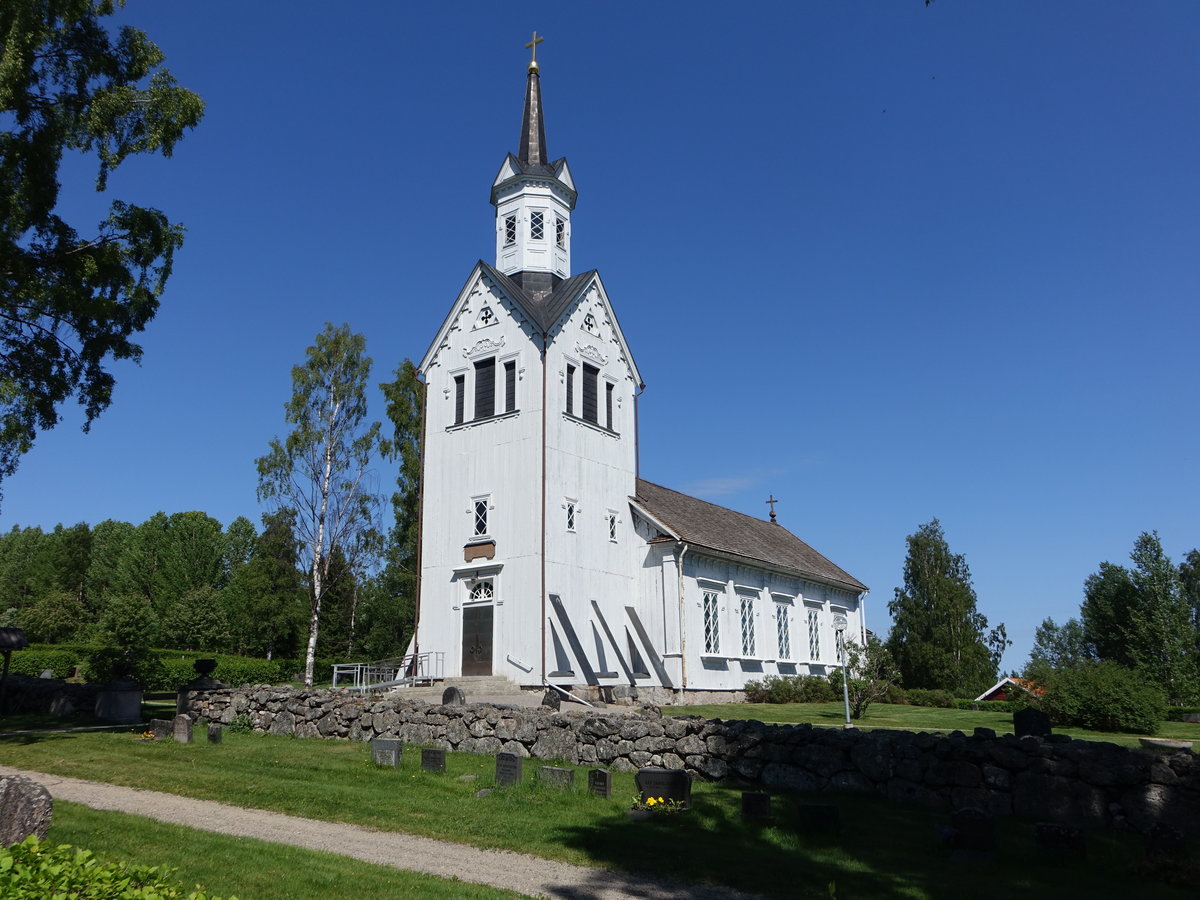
[4,2,1198,674]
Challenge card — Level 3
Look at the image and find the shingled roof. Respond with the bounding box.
[632,479,867,592]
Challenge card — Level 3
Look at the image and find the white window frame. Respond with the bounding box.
[503,215,517,246]
[806,604,822,662]
[466,578,495,604]
[471,494,492,538]
[565,498,578,533]
[605,510,618,542]
[738,593,757,658]
[530,209,545,241]
[700,583,723,656]
[773,595,793,661]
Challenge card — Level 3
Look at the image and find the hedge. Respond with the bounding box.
[4,649,77,680]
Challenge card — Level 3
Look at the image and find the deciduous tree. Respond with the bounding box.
[0,1,204,499]
[886,519,1004,697]
[256,323,387,686]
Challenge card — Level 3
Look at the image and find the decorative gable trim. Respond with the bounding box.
[575,343,608,365]
[464,337,506,359]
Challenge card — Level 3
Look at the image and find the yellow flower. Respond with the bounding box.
[646,797,656,806]
[657,797,665,804]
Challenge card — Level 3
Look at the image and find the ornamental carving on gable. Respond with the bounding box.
[464,336,505,359]
[575,343,608,365]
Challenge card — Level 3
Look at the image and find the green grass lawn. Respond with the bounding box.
[662,701,1200,748]
[45,801,526,900]
[2,725,1195,899]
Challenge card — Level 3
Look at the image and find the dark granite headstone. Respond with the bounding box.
[949,807,994,859]
[495,752,522,786]
[587,768,612,798]
[741,791,772,821]
[797,803,841,834]
[1035,822,1086,861]
[442,686,466,706]
[1013,707,1052,738]
[421,748,447,773]
[537,766,575,789]
[0,774,53,846]
[172,714,193,744]
[541,689,561,711]
[150,718,172,741]
[207,724,223,744]
[372,738,402,767]
[634,768,692,809]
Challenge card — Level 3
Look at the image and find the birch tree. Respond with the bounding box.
[256,323,386,686]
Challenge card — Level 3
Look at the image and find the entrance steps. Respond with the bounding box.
[388,674,528,702]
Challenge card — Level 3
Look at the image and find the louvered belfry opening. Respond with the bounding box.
[582,364,599,422]
[474,357,495,418]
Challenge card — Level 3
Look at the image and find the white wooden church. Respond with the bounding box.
[412,42,867,702]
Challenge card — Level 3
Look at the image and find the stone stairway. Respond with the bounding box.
[389,674,529,702]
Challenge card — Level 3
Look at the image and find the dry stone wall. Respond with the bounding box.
[181,685,1199,834]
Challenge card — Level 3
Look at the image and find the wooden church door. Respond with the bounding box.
[462,605,493,675]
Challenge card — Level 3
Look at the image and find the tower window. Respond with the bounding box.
[703,590,720,654]
[504,360,516,412]
[474,357,495,419]
[473,498,489,536]
[530,210,544,240]
[556,219,565,248]
[453,375,465,425]
[605,383,614,430]
[565,364,575,415]
[606,512,618,542]
[566,501,576,532]
[581,364,599,423]
[504,215,516,246]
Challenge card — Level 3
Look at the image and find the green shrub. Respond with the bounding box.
[275,657,337,684]
[0,835,231,899]
[79,647,170,690]
[744,674,834,704]
[882,683,908,705]
[952,699,1013,713]
[905,688,955,708]
[1164,706,1200,722]
[6,649,77,679]
[1041,661,1165,735]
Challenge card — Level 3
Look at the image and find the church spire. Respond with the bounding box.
[491,33,576,287]
[519,31,548,168]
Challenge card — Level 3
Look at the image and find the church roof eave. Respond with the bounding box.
[630,479,868,593]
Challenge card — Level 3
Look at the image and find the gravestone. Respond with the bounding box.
[495,752,522,786]
[741,791,772,822]
[541,689,561,711]
[207,724,223,744]
[1013,707,1052,738]
[172,714,193,744]
[634,768,692,809]
[0,774,53,847]
[587,768,612,798]
[797,803,841,834]
[95,681,142,724]
[48,695,75,718]
[150,718,172,741]
[38,668,54,679]
[949,807,995,861]
[442,686,466,706]
[1035,822,1086,861]
[372,738,402,767]
[421,748,447,773]
[537,766,575,789]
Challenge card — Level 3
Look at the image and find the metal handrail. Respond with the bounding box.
[331,651,444,692]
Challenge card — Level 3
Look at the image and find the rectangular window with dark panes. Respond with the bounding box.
[530,210,544,240]
[504,360,516,413]
[565,364,575,415]
[473,498,489,536]
[504,215,516,246]
[556,219,565,248]
[703,590,720,654]
[581,364,599,423]
[474,357,495,419]
[605,383,614,430]
[453,375,465,425]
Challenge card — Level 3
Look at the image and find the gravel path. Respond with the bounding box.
[0,765,761,900]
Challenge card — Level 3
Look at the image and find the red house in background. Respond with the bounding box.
[974,676,1045,703]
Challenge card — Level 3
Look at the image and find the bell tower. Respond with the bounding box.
[490,32,576,297]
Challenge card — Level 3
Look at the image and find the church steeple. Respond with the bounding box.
[518,33,548,168]
[491,33,577,293]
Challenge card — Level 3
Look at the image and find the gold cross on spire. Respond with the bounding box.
[525,30,544,72]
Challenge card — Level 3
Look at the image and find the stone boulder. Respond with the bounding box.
[0,774,53,847]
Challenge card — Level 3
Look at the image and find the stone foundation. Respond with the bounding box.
[181,685,1199,834]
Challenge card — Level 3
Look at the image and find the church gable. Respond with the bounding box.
[545,272,642,389]
[418,263,541,376]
